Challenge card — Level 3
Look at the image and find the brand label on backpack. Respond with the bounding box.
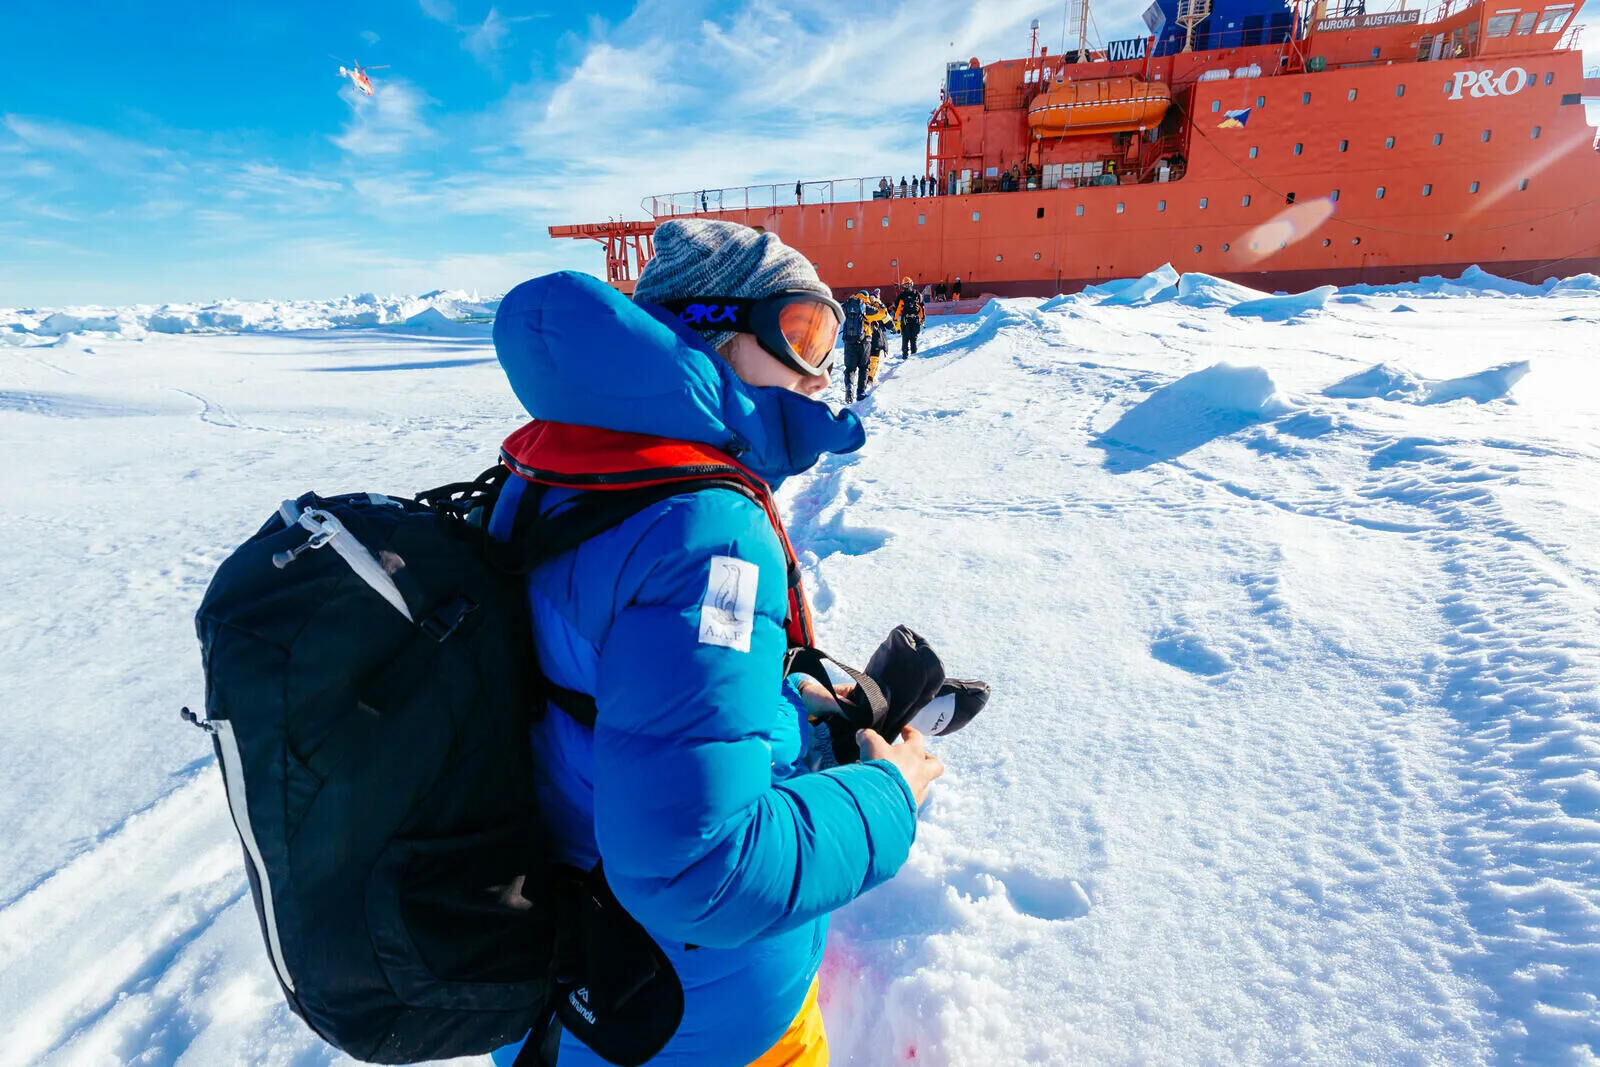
[699,555,758,651]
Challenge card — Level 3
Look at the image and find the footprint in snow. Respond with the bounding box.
[1150,627,1233,677]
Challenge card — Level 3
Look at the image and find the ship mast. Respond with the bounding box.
[1066,0,1092,61]
[1176,0,1212,52]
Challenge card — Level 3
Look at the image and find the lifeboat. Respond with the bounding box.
[1027,77,1172,136]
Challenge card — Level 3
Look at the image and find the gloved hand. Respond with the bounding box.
[803,626,990,767]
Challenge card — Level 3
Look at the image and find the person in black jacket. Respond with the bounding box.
[893,277,924,357]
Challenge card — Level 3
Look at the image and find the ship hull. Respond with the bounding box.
[680,54,1600,296]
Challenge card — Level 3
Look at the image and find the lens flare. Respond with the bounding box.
[1234,196,1338,265]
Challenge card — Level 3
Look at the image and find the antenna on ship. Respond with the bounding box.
[1176,0,1212,51]
[1066,0,1092,61]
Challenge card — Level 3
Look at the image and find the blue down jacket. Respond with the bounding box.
[487,272,918,1066]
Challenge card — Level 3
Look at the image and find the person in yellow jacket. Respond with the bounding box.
[893,277,925,357]
[864,293,889,387]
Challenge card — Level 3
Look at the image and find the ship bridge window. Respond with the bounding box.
[1516,11,1538,32]
[1385,136,1395,148]
[1423,183,1432,196]
[1249,146,1259,158]
[1302,91,1311,104]
[1470,180,1481,193]
[1486,12,1516,37]
[1294,142,1303,155]
[1536,9,1572,33]
[1543,70,1556,84]
[1433,133,1443,145]
[1347,88,1358,101]
[1531,125,1541,138]
[1395,83,1406,97]
[1211,100,1222,112]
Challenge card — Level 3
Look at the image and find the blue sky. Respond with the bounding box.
[4,0,1595,306]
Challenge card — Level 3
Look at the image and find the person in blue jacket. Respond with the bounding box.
[489,218,946,1066]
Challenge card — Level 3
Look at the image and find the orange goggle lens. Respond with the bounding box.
[777,300,842,371]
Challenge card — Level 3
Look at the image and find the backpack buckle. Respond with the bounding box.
[421,596,477,641]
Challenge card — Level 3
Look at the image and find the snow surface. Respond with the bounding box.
[2,267,1599,1065]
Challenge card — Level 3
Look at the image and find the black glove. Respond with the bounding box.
[812,626,991,766]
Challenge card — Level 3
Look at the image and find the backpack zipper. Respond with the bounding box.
[274,502,414,622]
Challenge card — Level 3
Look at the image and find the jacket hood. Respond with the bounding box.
[493,271,864,486]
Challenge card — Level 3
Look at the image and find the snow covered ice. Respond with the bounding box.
[2,267,1599,1064]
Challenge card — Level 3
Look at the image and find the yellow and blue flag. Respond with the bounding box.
[1217,107,1252,129]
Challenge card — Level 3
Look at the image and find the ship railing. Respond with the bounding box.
[642,176,943,218]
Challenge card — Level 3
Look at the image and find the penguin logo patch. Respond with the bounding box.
[699,555,758,651]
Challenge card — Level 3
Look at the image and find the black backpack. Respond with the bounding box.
[843,297,868,344]
[188,468,694,1066]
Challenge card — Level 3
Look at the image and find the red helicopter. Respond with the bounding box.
[336,60,388,97]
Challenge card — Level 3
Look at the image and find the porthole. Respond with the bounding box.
[1422,183,1432,196]
[995,254,1003,262]
[1385,136,1395,148]
[1033,252,1042,260]
[1321,238,1331,247]
[846,219,854,229]
[1294,142,1303,155]
[1242,194,1252,206]
[1249,146,1259,158]
[917,214,926,225]
[1211,100,1221,112]
[846,261,854,268]
[1531,126,1541,139]
[1470,180,1480,193]
[1330,188,1340,201]
[1257,95,1265,108]
[1376,186,1386,199]
[1302,91,1311,104]
[1075,204,1084,216]
[1116,202,1125,214]
[1395,83,1405,96]
[1339,139,1349,152]
[1194,244,1203,253]
[1481,129,1491,142]
[1199,197,1208,209]
[1443,232,1453,241]
[1348,88,1358,101]
[881,216,889,227]
[972,211,981,222]
[1372,47,1381,58]
[1433,133,1443,145]
[1157,199,1167,211]
[1352,236,1362,245]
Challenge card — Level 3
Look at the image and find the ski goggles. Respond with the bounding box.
[661,291,844,377]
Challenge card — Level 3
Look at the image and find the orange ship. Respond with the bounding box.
[553,0,1600,297]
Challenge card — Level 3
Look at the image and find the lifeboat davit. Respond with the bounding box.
[1027,77,1172,136]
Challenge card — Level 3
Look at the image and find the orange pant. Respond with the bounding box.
[746,977,828,1066]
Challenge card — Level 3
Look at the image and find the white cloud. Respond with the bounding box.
[419,0,455,23]
[462,7,512,63]
[331,81,434,156]
[361,29,382,45]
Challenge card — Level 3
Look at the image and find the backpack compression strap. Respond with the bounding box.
[501,420,817,651]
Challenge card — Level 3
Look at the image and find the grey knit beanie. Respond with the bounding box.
[634,218,832,353]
